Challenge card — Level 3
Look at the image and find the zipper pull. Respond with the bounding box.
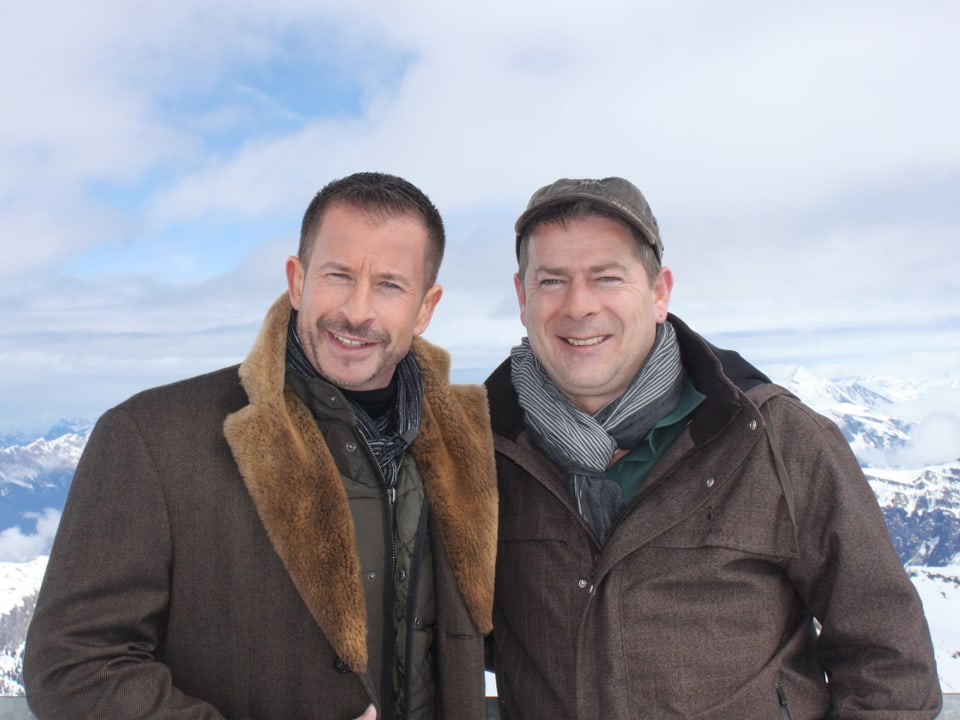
[387,487,397,504]
[776,683,791,720]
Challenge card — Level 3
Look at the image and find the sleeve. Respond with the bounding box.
[771,396,942,717]
[23,406,235,720]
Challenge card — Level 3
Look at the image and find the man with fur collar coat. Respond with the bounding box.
[24,173,498,720]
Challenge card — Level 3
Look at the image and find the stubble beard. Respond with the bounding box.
[300,315,402,389]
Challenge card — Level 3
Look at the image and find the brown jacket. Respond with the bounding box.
[486,315,941,719]
[24,294,498,720]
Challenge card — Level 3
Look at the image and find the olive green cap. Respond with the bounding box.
[515,176,663,262]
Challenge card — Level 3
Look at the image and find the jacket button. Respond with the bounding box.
[397,568,407,582]
[705,477,715,488]
[333,656,351,674]
[748,419,757,430]
[577,579,589,589]
[346,441,358,452]
[367,571,377,581]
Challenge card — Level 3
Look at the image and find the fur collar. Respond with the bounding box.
[223,294,497,672]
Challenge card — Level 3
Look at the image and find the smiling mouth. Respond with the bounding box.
[564,336,606,347]
[333,333,373,349]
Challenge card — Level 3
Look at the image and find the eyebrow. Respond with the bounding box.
[318,261,413,287]
[535,261,628,276]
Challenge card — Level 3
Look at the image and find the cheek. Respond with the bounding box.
[381,302,421,334]
[305,286,351,317]
[297,286,325,312]
[519,295,544,327]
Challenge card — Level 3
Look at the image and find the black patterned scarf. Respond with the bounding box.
[286,311,422,490]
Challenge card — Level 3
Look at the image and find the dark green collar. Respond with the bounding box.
[606,380,706,502]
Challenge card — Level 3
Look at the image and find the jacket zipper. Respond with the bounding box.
[356,428,398,569]
[776,683,792,720]
[356,427,397,720]
[401,496,430,718]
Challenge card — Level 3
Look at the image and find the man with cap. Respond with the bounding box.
[484,177,941,718]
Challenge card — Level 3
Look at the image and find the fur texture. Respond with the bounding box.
[224,294,497,672]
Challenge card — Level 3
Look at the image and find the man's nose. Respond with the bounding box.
[341,281,376,325]
[562,278,598,319]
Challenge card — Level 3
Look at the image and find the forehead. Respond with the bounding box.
[527,215,638,263]
[309,206,427,277]
[312,205,428,251]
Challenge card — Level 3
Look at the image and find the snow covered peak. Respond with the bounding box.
[783,367,893,412]
[0,433,87,488]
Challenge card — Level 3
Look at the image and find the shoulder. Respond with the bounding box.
[123,365,242,407]
[484,357,524,440]
[745,383,862,492]
[747,383,843,436]
[412,337,491,429]
[101,365,245,439]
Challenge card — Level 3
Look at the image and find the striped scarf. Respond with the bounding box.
[286,312,422,490]
[511,322,685,545]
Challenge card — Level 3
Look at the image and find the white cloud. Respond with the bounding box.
[885,385,960,467]
[898,412,960,467]
[0,510,62,562]
[1,0,959,429]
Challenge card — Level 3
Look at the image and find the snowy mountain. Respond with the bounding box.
[0,558,46,696]
[0,421,87,697]
[909,565,960,694]
[0,371,958,694]
[0,422,88,532]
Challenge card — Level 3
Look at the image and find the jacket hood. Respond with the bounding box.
[224,294,497,672]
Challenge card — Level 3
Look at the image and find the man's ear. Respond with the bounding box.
[653,267,673,323]
[286,256,304,310]
[514,273,528,328]
[413,284,443,336]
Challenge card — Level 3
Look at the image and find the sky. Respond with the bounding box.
[1,0,959,436]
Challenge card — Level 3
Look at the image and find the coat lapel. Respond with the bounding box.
[223,295,368,671]
[222,295,498,672]
[410,337,498,635]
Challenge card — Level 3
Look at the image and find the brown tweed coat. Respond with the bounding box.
[24,294,498,720]
[486,314,941,720]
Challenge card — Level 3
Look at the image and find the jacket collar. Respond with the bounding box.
[486,315,758,446]
[224,294,497,672]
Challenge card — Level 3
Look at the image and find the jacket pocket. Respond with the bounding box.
[644,462,799,561]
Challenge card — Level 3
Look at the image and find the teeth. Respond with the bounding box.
[335,334,367,348]
[565,336,604,347]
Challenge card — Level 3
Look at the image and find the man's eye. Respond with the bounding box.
[539,278,563,287]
